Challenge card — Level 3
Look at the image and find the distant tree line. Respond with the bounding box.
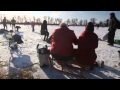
[66,18,110,27]
[0,15,110,27]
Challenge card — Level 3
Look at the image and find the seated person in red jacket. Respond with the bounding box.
[77,22,98,69]
[50,23,78,64]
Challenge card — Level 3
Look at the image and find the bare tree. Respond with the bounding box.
[28,17,31,23]
[66,19,71,25]
[33,16,36,22]
[99,21,104,27]
[44,16,47,20]
[47,16,50,24]
[57,18,62,24]
[106,19,109,27]
[50,17,54,24]
[54,18,57,24]
[21,18,23,23]
[17,16,21,23]
[79,20,83,26]
[90,18,96,25]
[23,16,27,23]
[37,18,41,24]
[71,19,77,25]
[75,18,78,25]
[83,20,88,26]
[0,15,2,22]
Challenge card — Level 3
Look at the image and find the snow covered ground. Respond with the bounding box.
[0,25,120,79]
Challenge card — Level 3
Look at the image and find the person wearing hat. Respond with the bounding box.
[108,12,118,46]
[77,22,98,69]
[50,22,78,64]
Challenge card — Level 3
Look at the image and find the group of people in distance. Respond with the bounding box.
[40,12,120,70]
[2,17,16,30]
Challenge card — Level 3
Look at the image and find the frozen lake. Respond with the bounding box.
[1,24,120,39]
[0,24,120,79]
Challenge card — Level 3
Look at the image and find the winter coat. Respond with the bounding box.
[50,27,78,57]
[109,18,118,30]
[77,29,98,66]
[41,23,48,35]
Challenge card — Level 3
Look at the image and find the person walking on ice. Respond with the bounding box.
[11,17,16,30]
[2,17,7,29]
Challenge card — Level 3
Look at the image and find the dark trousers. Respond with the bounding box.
[3,24,7,29]
[108,29,116,44]
[44,31,49,41]
[32,27,34,32]
[12,24,15,30]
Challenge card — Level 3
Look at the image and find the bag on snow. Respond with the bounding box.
[36,44,50,67]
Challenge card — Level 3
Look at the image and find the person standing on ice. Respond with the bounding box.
[50,22,78,65]
[41,20,49,41]
[2,17,7,29]
[11,17,16,30]
[31,21,35,32]
[77,22,98,70]
[108,13,118,46]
